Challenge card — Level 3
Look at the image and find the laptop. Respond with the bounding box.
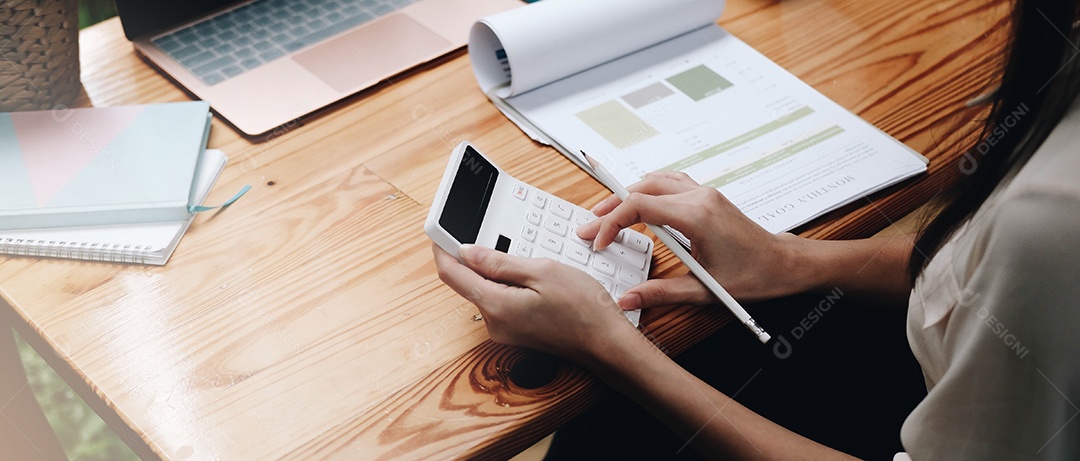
[115,0,521,136]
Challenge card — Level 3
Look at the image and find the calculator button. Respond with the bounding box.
[526,210,542,225]
[613,284,627,300]
[543,217,568,236]
[539,233,564,254]
[565,242,590,266]
[537,249,561,262]
[574,213,596,226]
[624,232,651,253]
[592,255,616,276]
[590,273,613,291]
[614,229,626,243]
[515,242,534,258]
[550,199,573,220]
[608,242,648,270]
[521,225,538,242]
[531,194,548,209]
[512,184,528,200]
[569,228,590,247]
[617,266,642,285]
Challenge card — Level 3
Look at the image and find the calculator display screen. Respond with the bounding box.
[440,146,499,244]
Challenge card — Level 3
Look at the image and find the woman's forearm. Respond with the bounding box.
[779,233,914,304]
[585,326,858,460]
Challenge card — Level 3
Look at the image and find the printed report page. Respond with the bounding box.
[507,25,927,234]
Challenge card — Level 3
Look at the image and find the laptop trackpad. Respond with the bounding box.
[292,14,451,93]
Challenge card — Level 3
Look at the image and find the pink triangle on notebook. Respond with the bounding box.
[12,105,145,207]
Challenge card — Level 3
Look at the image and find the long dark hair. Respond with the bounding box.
[909,0,1080,281]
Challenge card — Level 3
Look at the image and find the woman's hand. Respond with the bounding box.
[577,172,806,310]
[432,243,638,363]
[433,244,857,461]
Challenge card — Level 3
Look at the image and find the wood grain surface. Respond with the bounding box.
[0,0,1008,459]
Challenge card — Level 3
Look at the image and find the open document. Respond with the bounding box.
[469,0,927,234]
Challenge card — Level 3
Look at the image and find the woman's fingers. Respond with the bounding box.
[589,174,697,216]
[577,214,607,240]
[432,244,529,312]
[642,170,697,184]
[459,244,537,287]
[592,192,699,250]
[630,172,701,193]
[589,194,622,217]
[579,175,704,242]
[618,274,715,310]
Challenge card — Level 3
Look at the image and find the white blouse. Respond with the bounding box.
[899,104,1080,460]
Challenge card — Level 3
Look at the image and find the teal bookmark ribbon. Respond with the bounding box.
[189,185,252,213]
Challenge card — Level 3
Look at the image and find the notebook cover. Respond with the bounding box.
[0,149,227,265]
[0,101,211,230]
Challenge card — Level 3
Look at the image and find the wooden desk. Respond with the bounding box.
[0,0,1006,459]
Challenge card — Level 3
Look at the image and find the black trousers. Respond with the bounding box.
[545,294,927,461]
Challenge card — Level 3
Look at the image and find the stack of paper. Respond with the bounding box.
[0,102,229,265]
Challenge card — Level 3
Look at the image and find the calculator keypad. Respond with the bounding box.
[510,182,653,315]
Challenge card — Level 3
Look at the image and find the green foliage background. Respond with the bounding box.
[16,332,138,461]
[11,4,137,460]
[77,0,116,29]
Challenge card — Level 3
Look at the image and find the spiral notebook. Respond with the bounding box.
[0,149,227,265]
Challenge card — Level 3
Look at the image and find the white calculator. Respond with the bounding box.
[425,142,653,326]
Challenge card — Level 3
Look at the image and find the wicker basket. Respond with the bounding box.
[0,0,81,112]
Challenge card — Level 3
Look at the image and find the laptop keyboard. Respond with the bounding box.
[152,0,418,86]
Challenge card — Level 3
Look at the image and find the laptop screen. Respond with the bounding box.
[115,0,235,40]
